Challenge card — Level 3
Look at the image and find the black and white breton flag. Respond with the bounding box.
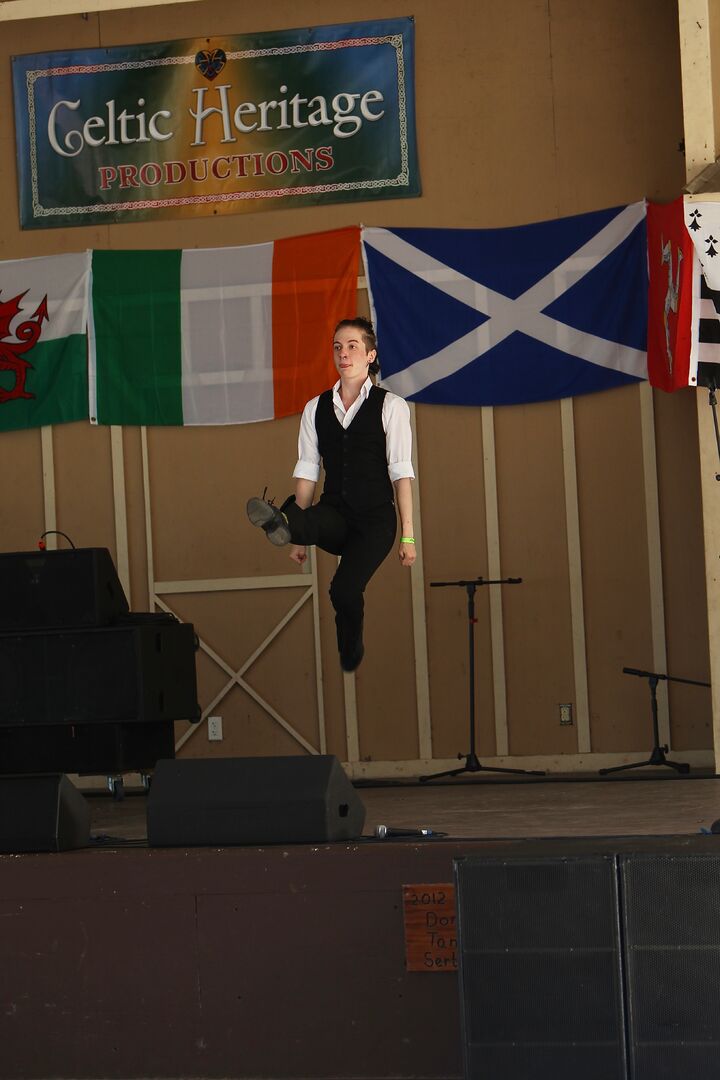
[686,200,720,384]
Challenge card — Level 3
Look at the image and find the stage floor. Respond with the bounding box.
[88,771,720,844]
[6,772,720,1080]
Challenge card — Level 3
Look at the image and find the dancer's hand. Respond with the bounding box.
[399,541,416,567]
[289,545,307,565]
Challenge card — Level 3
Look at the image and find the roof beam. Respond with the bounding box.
[0,0,200,21]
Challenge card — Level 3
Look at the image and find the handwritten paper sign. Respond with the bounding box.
[402,882,457,972]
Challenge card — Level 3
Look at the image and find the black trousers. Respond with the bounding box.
[283,496,397,653]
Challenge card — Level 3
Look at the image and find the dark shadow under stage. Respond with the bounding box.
[4,775,720,1080]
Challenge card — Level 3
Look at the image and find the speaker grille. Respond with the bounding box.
[622,854,720,1076]
[455,856,626,1080]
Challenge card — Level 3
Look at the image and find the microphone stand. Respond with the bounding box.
[598,667,710,776]
[420,577,545,783]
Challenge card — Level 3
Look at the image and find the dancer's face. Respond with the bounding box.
[333,326,376,379]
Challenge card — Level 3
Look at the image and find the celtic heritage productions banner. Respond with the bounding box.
[12,17,419,230]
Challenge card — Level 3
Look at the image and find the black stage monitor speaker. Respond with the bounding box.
[0,547,128,631]
[0,774,91,853]
[147,755,366,846]
[455,855,627,1080]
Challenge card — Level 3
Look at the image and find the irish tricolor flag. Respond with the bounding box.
[89,227,360,426]
[0,251,90,432]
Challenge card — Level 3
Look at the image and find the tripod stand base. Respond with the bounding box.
[419,752,545,783]
[599,745,690,776]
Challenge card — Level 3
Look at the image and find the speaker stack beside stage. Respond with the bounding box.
[0,546,199,800]
[455,843,720,1080]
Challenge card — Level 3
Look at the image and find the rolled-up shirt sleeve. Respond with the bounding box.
[292,396,321,481]
[384,393,415,482]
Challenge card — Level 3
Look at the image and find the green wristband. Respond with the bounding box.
[401,537,415,544]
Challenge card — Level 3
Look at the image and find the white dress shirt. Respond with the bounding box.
[293,377,415,484]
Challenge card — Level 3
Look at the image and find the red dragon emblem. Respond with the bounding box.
[0,291,48,405]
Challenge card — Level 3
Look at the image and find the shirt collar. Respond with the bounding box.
[332,376,373,412]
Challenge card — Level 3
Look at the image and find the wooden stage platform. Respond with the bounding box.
[90,770,720,842]
[3,773,720,1080]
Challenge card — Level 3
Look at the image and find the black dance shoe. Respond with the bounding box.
[246,496,292,546]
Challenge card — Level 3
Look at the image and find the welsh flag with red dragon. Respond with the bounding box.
[0,252,90,432]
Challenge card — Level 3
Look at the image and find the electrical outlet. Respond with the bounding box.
[207,715,223,741]
[559,703,573,726]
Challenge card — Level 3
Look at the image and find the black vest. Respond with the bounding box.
[315,386,394,511]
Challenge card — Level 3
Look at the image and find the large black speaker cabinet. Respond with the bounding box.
[0,774,90,853]
[147,755,366,846]
[455,855,626,1080]
[621,853,720,1079]
[455,843,720,1080]
[0,547,128,630]
[0,621,199,727]
[0,721,176,777]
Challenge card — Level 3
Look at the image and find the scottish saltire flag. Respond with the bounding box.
[362,204,648,405]
[0,251,90,432]
[89,227,359,426]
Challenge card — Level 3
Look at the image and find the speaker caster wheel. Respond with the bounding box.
[107,776,125,801]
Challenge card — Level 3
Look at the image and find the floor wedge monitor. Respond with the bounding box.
[147,755,366,846]
[0,774,91,853]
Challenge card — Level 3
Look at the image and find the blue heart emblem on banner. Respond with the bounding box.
[195,49,227,81]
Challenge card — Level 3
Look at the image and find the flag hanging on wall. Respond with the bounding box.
[683,199,720,378]
[646,197,696,392]
[88,227,359,426]
[361,203,648,406]
[0,251,90,432]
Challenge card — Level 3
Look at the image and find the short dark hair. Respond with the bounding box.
[334,317,380,375]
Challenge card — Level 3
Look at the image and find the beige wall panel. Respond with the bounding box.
[710,1,720,163]
[146,420,297,582]
[241,599,322,748]
[574,385,655,751]
[409,0,559,228]
[52,421,116,551]
[550,0,686,209]
[654,387,712,749]
[415,405,495,758]
[168,589,321,753]
[173,644,227,747]
[210,682,311,757]
[121,427,150,610]
[172,641,313,762]
[0,429,44,550]
[177,686,310,760]
[494,400,577,755]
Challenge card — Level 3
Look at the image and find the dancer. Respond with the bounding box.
[247,317,416,672]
